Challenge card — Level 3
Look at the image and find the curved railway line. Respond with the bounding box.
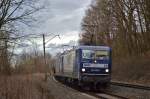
[53,76,130,99]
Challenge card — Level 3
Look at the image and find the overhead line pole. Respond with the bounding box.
[43,34,48,81]
[43,34,46,65]
[42,34,60,80]
[43,34,60,65]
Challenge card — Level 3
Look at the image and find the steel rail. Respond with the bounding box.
[53,76,128,99]
[111,81,150,91]
[85,91,128,99]
[100,91,129,99]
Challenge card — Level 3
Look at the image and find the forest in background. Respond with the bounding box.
[79,0,150,84]
[80,0,150,57]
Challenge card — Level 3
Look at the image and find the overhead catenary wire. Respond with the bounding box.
[0,33,61,53]
[0,34,42,40]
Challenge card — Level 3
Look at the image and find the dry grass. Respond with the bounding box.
[112,56,150,85]
[0,74,54,99]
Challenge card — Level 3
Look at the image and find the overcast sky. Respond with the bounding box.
[25,0,92,44]
[17,0,92,54]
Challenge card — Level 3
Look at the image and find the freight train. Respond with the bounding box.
[54,46,112,89]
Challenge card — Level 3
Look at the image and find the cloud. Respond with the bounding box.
[16,0,92,55]
[30,0,92,35]
[46,39,79,55]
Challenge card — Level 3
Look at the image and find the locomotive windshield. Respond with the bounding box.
[82,50,109,59]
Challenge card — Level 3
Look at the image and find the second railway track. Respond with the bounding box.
[111,81,150,91]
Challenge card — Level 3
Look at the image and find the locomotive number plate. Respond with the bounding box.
[83,63,107,68]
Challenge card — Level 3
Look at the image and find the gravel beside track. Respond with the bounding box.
[111,81,150,91]
[49,76,150,99]
[47,76,98,99]
[53,76,129,99]
[107,83,150,99]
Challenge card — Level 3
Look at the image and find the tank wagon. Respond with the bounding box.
[55,46,112,88]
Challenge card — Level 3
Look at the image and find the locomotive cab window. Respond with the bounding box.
[82,50,95,59]
[95,50,109,59]
[82,50,109,59]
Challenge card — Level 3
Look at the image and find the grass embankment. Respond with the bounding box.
[112,56,150,85]
[0,74,54,99]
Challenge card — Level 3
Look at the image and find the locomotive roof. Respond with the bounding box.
[59,45,111,56]
[75,45,111,50]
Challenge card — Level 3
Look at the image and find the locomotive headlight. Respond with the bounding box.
[82,68,86,72]
[105,69,109,72]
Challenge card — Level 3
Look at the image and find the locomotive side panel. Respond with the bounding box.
[62,50,76,78]
[55,56,63,76]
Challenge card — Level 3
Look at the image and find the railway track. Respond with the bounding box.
[111,81,150,91]
[84,90,128,99]
[53,76,128,99]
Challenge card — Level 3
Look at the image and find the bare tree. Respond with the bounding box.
[80,0,115,46]
[80,0,150,57]
[0,0,43,74]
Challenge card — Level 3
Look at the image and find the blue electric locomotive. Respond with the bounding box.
[55,46,112,88]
